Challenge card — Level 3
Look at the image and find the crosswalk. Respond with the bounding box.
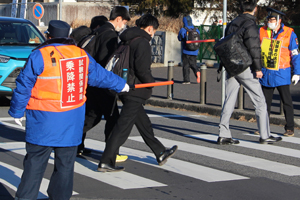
[1,115,300,199]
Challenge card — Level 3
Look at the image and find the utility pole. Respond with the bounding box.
[221,0,227,107]
[11,0,18,18]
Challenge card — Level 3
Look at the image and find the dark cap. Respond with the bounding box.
[266,7,286,19]
[45,20,70,38]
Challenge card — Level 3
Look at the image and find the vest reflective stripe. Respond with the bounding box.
[260,26,293,69]
[26,45,89,112]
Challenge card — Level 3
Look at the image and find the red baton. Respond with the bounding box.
[186,39,218,44]
[130,81,174,89]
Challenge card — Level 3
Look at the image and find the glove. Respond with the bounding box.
[292,75,300,85]
[14,117,24,127]
[121,83,130,92]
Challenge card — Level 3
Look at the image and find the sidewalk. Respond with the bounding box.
[148,65,300,129]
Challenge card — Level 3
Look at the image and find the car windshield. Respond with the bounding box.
[0,21,45,45]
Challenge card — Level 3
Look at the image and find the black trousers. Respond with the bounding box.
[15,143,77,200]
[100,96,166,166]
[262,85,294,131]
[78,86,119,151]
[182,53,198,82]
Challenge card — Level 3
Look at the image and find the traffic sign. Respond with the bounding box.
[33,3,44,20]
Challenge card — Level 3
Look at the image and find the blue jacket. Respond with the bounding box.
[178,16,200,56]
[259,24,300,87]
[8,41,125,147]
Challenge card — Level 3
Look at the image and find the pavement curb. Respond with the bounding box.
[146,97,300,129]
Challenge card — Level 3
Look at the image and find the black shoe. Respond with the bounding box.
[97,163,125,172]
[259,136,282,144]
[217,137,240,145]
[157,145,178,166]
[77,148,92,156]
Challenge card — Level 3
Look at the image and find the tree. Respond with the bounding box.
[119,0,193,17]
[121,0,300,26]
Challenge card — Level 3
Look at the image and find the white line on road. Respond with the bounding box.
[129,136,300,176]
[85,139,248,182]
[0,142,166,190]
[0,161,52,199]
[187,134,300,160]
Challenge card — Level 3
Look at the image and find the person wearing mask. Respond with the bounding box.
[257,8,300,137]
[98,14,178,172]
[81,6,130,162]
[9,20,129,200]
[217,0,282,145]
[178,16,201,84]
[70,15,109,155]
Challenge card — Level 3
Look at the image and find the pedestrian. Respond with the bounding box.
[178,16,201,84]
[69,15,108,46]
[90,15,108,31]
[98,14,178,172]
[8,20,129,200]
[80,6,130,162]
[217,0,282,145]
[70,15,109,156]
[70,25,92,44]
[257,7,300,137]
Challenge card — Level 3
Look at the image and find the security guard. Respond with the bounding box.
[259,8,300,137]
[9,20,129,200]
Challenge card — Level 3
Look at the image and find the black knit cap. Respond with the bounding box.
[45,20,70,38]
[266,7,286,19]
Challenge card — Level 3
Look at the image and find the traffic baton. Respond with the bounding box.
[186,39,219,44]
[130,80,174,89]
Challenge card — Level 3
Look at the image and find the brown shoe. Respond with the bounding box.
[283,130,294,137]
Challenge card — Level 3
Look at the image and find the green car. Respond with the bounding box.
[0,16,45,96]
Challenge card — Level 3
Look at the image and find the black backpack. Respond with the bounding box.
[184,27,200,51]
[105,37,140,82]
[213,20,252,77]
[78,28,113,58]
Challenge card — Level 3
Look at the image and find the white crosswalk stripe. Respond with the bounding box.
[129,136,300,176]
[187,134,300,159]
[84,139,248,182]
[1,115,300,198]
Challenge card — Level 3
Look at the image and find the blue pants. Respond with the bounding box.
[15,143,77,200]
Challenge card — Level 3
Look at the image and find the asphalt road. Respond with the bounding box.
[1,102,300,200]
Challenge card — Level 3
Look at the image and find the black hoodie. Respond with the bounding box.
[119,27,155,102]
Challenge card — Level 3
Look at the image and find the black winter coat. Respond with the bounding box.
[225,13,262,72]
[119,27,155,102]
[93,22,118,67]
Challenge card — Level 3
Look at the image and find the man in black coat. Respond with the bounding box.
[81,6,130,162]
[217,0,282,145]
[98,14,178,172]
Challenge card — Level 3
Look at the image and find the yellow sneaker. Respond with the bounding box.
[116,154,128,163]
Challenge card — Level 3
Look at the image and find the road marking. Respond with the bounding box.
[0,161,53,199]
[129,136,300,176]
[85,139,248,182]
[187,134,300,160]
[0,142,166,190]
[147,114,207,118]
[244,133,300,145]
[0,117,16,121]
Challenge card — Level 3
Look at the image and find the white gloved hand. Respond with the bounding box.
[14,117,24,127]
[292,75,300,85]
[121,83,130,92]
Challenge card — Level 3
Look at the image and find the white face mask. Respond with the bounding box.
[267,22,277,30]
[115,23,125,32]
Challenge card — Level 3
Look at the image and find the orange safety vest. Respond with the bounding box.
[26,45,89,112]
[260,26,293,70]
